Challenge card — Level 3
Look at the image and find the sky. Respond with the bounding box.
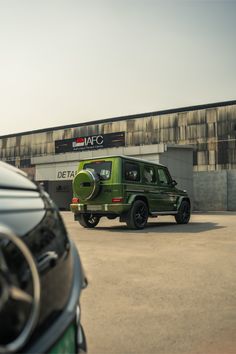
[0,0,235,136]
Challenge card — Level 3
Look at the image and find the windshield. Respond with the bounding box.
[84,161,112,180]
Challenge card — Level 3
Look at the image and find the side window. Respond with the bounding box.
[157,168,170,185]
[143,166,156,184]
[124,162,140,182]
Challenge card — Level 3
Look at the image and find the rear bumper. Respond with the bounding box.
[70,203,130,215]
[23,242,86,354]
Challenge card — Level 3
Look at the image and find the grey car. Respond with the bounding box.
[0,162,87,353]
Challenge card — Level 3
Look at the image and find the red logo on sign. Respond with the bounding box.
[76,138,84,143]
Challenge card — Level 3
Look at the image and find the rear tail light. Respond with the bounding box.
[112,197,124,203]
[72,197,80,203]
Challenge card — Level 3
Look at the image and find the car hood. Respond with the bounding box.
[0,161,37,190]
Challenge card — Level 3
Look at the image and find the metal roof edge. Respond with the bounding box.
[1,99,236,139]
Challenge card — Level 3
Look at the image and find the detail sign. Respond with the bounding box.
[57,170,77,179]
[55,131,125,154]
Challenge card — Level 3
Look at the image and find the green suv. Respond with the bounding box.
[70,155,191,229]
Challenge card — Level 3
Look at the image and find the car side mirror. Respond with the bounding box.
[171,180,177,187]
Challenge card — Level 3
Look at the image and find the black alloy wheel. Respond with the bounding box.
[78,214,100,228]
[175,200,191,224]
[126,200,148,230]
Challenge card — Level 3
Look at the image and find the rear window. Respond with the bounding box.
[84,161,112,180]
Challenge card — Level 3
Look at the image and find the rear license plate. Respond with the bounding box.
[48,324,77,354]
[87,205,102,211]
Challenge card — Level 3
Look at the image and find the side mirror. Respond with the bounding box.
[171,180,177,187]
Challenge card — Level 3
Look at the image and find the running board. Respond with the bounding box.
[150,211,178,216]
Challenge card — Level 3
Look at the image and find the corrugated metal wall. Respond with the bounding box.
[1,103,236,172]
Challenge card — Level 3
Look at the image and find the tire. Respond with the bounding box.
[78,214,100,228]
[126,200,148,230]
[175,200,191,224]
[107,215,117,220]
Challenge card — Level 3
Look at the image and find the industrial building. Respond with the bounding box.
[0,100,236,210]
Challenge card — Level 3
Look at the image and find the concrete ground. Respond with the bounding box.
[61,212,236,354]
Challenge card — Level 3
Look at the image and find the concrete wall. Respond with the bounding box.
[227,171,236,211]
[193,170,236,211]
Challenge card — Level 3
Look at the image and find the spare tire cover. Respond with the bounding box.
[73,169,100,200]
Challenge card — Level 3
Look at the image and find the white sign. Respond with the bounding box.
[55,163,78,180]
[56,169,77,180]
[36,163,78,181]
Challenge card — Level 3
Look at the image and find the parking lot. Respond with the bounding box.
[62,212,236,354]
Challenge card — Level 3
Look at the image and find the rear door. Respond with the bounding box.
[82,158,123,204]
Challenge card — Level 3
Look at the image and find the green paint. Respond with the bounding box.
[71,155,191,229]
[48,324,76,354]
